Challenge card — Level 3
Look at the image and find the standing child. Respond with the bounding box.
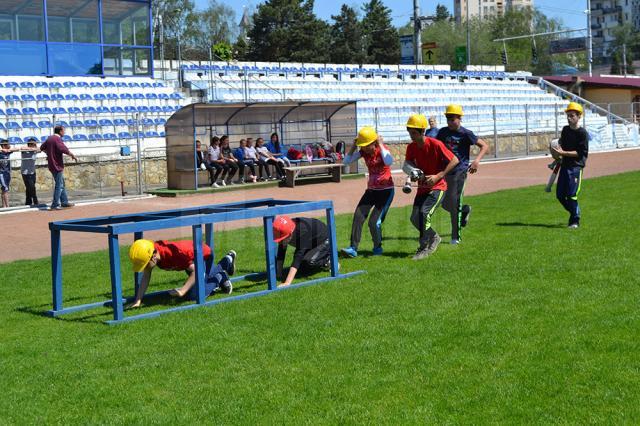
[21,137,40,206]
[436,104,489,244]
[550,102,589,228]
[0,139,20,208]
[341,127,394,257]
[403,114,459,260]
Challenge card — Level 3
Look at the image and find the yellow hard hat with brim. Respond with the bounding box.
[406,114,428,129]
[445,104,464,117]
[129,239,155,272]
[356,126,378,147]
[565,102,583,115]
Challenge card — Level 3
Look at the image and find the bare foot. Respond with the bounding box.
[168,288,184,297]
[277,283,290,288]
[128,300,142,309]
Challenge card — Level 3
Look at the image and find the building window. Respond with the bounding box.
[46,0,99,43]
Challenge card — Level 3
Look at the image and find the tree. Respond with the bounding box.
[435,4,450,22]
[361,0,400,64]
[246,0,330,62]
[609,24,638,74]
[329,4,366,64]
[185,0,237,59]
[151,0,197,60]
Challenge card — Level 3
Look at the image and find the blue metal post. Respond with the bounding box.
[133,231,143,295]
[205,223,214,274]
[192,225,206,304]
[51,229,63,311]
[108,234,124,322]
[263,216,277,290]
[325,208,339,277]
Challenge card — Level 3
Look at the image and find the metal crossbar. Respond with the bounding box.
[46,198,365,324]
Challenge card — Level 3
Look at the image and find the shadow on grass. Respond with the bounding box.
[496,222,566,229]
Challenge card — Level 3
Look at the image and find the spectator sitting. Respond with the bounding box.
[219,135,239,185]
[256,137,285,181]
[207,136,230,188]
[267,132,291,167]
[244,138,267,180]
[234,139,257,183]
[196,140,215,185]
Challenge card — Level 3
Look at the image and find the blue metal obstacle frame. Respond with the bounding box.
[46,198,365,324]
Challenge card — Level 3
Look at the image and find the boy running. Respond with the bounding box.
[403,114,459,260]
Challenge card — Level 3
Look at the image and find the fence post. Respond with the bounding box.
[554,103,559,139]
[135,113,143,195]
[493,105,498,158]
[97,156,103,198]
[525,104,530,156]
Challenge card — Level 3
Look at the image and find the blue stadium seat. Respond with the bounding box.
[0,95,4,102]
[51,93,64,101]
[48,81,62,89]
[88,133,102,141]
[82,106,97,114]
[159,131,166,137]
[0,109,4,116]
[149,106,162,113]
[144,131,159,138]
[4,81,18,89]
[72,134,87,141]
[110,106,124,114]
[52,107,67,114]
[0,123,4,130]
[145,93,158,100]
[158,93,170,100]
[115,81,128,88]
[127,118,137,126]
[76,81,89,88]
[141,82,152,88]
[21,94,35,101]
[6,95,20,102]
[161,106,173,113]
[127,82,141,88]
[36,94,51,101]
[93,93,106,100]
[22,107,37,115]
[124,106,137,113]
[7,108,21,115]
[63,81,76,88]
[38,120,52,128]
[102,81,115,88]
[9,136,23,144]
[136,106,149,113]
[152,82,164,87]
[154,118,166,125]
[113,118,127,126]
[55,120,70,128]
[79,94,92,101]
[69,119,84,127]
[117,131,132,139]
[62,135,71,142]
[35,81,48,88]
[23,135,38,143]
[98,119,114,126]
[84,119,98,127]
[132,93,144,100]
[89,81,102,88]
[40,136,48,142]
[6,121,21,129]
[22,121,37,129]
[141,118,154,126]
[102,133,117,140]
[68,107,81,114]
[65,94,79,101]
[106,93,119,100]
[96,106,110,114]
[37,107,53,115]
[119,93,132,100]
[170,93,183,99]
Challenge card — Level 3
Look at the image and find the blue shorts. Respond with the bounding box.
[0,171,10,192]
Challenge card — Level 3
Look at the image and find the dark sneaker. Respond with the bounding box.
[372,246,383,256]
[412,245,430,261]
[427,234,442,254]
[460,205,471,227]
[225,250,236,276]
[219,280,233,294]
[49,205,62,211]
[61,203,75,208]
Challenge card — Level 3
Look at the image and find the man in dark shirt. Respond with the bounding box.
[551,102,589,228]
[273,216,331,287]
[40,126,77,210]
[436,104,489,244]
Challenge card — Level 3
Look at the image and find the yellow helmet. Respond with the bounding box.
[406,114,428,130]
[355,126,378,147]
[565,102,583,115]
[129,239,155,272]
[445,104,464,117]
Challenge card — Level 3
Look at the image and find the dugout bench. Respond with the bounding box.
[283,163,343,187]
[46,198,364,324]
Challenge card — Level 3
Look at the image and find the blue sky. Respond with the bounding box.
[194,0,589,33]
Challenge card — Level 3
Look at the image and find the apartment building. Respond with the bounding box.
[454,0,533,22]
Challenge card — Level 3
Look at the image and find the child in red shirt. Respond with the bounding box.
[403,114,459,260]
[128,239,236,308]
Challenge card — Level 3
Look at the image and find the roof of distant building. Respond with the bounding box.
[543,75,640,90]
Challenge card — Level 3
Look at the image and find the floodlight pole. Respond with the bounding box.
[413,0,422,64]
[158,15,165,80]
[586,0,593,76]
[466,0,471,65]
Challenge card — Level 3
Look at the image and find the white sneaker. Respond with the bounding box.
[212,182,220,188]
[220,180,226,186]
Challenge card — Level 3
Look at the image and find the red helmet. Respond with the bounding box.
[273,216,295,243]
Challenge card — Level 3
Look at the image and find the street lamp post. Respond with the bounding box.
[466,0,471,65]
[413,0,422,64]
[586,0,593,76]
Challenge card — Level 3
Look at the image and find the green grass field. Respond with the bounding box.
[2,171,639,423]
